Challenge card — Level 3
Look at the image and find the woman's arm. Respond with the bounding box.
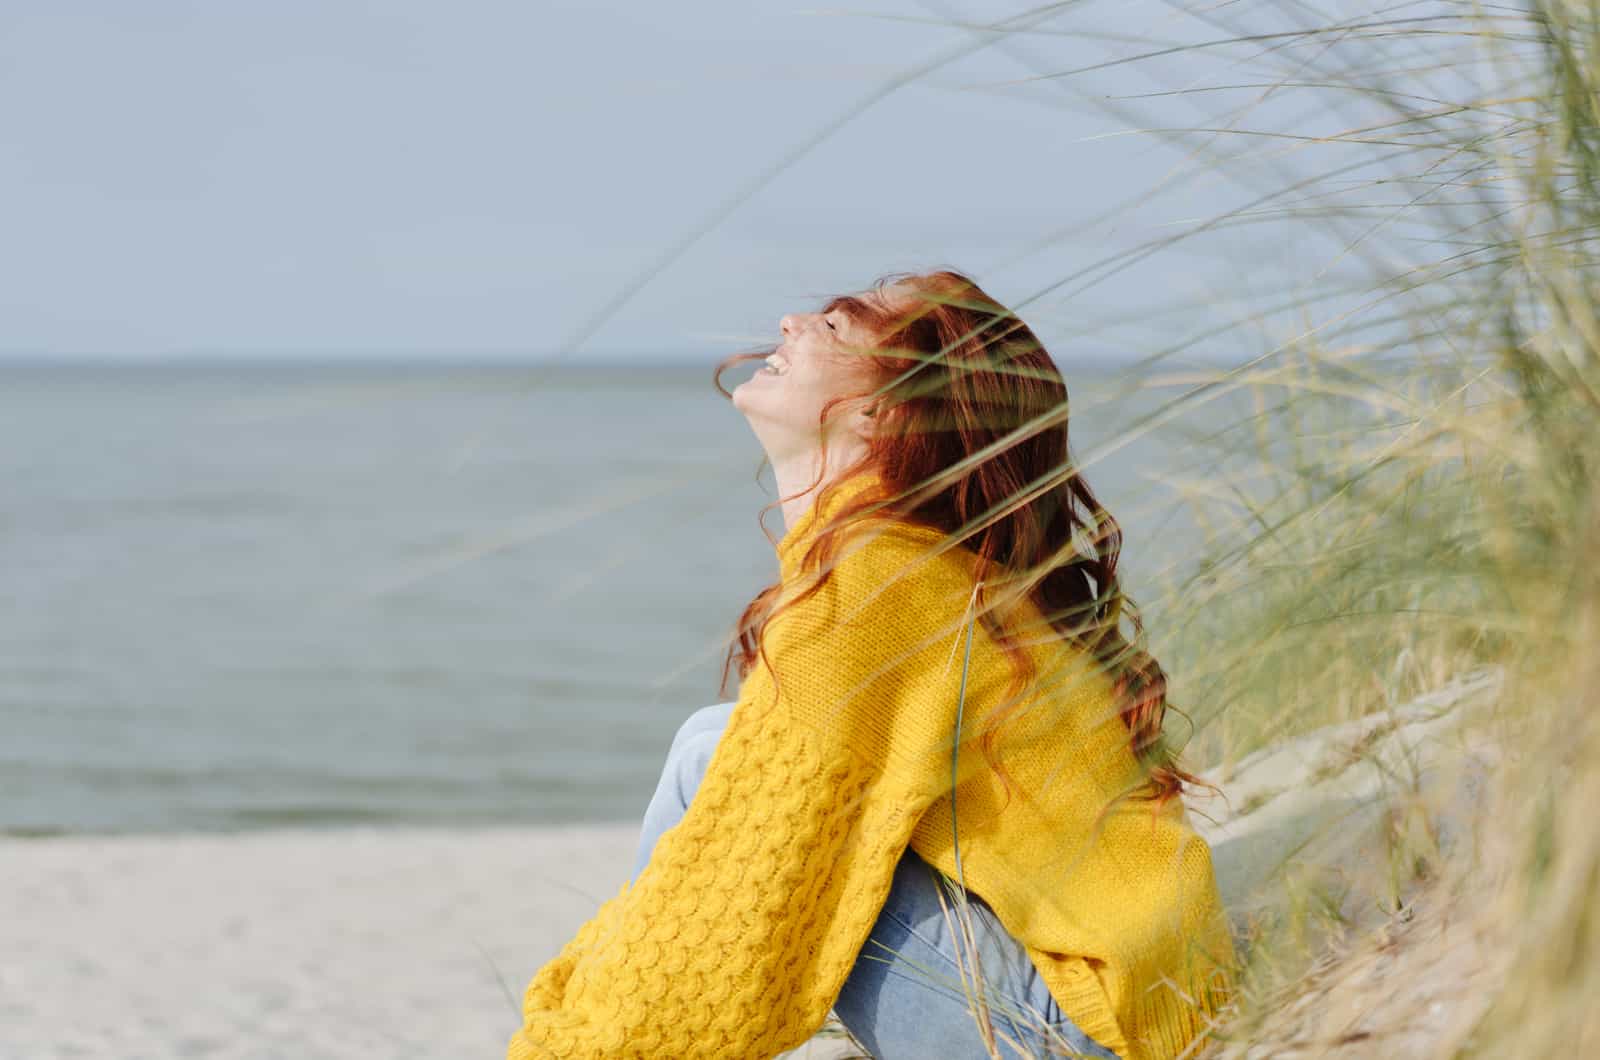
[507,526,970,1059]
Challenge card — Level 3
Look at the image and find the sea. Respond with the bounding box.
[1,358,1239,835]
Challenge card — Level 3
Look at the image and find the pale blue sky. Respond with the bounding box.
[0,1,1415,363]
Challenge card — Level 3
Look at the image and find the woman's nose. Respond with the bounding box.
[780,313,798,337]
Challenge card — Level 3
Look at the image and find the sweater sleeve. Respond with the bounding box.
[506,526,969,1060]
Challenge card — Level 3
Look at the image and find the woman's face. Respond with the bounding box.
[731,291,888,463]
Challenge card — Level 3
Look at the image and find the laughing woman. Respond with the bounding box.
[507,269,1238,1060]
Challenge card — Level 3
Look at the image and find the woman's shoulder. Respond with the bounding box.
[775,518,980,636]
[825,517,980,588]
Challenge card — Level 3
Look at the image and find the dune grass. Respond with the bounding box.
[492,0,1597,1055]
[796,1,1599,1056]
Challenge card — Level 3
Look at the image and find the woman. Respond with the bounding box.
[507,269,1238,1060]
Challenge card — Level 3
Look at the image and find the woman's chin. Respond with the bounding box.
[731,378,776,417]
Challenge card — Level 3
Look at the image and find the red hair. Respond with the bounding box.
[711,268,1214,813]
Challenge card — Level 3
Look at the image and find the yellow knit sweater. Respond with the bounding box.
[509,474,1237,1060]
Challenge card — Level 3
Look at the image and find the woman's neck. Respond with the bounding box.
[769,441,869,532]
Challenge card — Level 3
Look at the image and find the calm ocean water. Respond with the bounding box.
[2,359,1231,834]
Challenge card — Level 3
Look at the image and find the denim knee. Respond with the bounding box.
[655,703,738,829]
[634,703,738,881]
[666,701,736,763]
[666,726,723,811]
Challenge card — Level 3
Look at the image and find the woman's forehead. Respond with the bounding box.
[822,283,920,329]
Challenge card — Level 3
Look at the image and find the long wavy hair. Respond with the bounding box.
[710,268,1212,812]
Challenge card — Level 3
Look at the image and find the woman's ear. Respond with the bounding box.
[848,400,881,442]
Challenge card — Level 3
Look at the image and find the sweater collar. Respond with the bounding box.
[774,471,886,571]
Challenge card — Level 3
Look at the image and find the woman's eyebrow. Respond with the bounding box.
[823,295,874,325]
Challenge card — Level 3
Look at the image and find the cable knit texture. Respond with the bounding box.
[508,473,1237,1060]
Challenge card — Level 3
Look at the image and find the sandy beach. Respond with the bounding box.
[4,669,1502,1060]
[1,823,855,1059]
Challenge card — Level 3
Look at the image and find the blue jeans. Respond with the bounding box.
[633,701,1122,1060]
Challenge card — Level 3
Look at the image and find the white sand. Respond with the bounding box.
[1,823,854,1059]
[3,668,1504,1060]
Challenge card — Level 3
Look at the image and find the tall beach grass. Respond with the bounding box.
[796,1,1599,1056]
[488,0,1598,1055]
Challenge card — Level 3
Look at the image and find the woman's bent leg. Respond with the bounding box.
[833,849,1119,1059]
[633,703,1121,1060]
[631,701,736,881]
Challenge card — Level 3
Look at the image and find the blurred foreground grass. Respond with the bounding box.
[540,2,1598,1055]
[1111,1,1598,1055]
[833,1,1600,1056]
